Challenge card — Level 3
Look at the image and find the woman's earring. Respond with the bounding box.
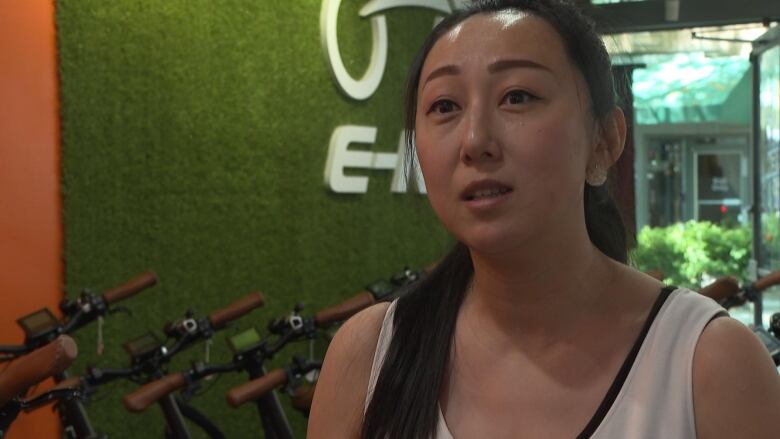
[586,163,607,186]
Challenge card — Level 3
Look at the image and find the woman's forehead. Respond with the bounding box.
[425,11,570,77]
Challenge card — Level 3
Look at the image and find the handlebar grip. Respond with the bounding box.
[754,269,780,292]
[208,292,265,329]
[226,368,288,408]
[699,276,741,302]
[102,271,158,305]
[291,382,316,412]
[644,270,664,281]
[52,376,82,391]
[0,335,78,406]
[123,373,186,413]
[314,291,376,328]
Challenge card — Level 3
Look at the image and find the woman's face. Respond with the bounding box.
[415,11,599,254]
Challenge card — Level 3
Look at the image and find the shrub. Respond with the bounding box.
[631,221,752,289]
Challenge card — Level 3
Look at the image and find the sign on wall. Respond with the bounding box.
[320,0,468,193]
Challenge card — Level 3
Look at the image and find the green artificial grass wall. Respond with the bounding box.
[57,1,451,437]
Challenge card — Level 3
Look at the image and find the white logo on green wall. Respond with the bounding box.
[320,0,467,194]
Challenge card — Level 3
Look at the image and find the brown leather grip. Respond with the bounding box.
[291,382,316,412]
[52,376,83,391]
[123,373,186,413]
[102,271,158,305]
[208,292,265,329]
[0,335,78,406]
[226,368,287,408]
[314,292,376,328]
[754,269,780,292]
[699,276,741,302]
[644,270,665,281]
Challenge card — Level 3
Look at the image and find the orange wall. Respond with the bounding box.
[0,1,62,438]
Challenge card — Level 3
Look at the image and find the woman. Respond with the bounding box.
[308,1,780,437]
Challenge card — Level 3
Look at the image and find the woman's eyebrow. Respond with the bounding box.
[422,64,461,88]
[488,58,553,75]
[423,58,554,89]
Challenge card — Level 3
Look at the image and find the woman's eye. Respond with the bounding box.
[429,99,457,115]
[502,90,537,106]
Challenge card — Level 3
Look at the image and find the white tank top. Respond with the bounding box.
[364,287,726,438]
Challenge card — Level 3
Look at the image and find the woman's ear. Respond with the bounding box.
[585,107,626,186]
[597,106,627,168]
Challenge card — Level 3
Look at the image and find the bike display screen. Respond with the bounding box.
[123,332,162,360]
[227,328,261,354]
[17,308,60,340]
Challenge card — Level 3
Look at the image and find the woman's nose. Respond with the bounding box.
[459,104,501,164]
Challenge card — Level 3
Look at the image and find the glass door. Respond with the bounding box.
[749,27,780,329]
[754,31,780,272]
[694,150,747,225]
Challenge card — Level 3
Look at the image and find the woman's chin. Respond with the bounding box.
[457,228,533,257]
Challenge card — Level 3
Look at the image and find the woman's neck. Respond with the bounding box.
[463,230,622,354]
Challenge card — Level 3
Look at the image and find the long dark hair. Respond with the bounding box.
[362,1,628,437]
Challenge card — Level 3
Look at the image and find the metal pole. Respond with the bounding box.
[750,51,763,272]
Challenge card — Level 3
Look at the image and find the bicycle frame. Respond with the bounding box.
[55,372,101,439]
[160,392,190,439]
[244,362,293,439]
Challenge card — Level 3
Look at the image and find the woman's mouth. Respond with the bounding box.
[465,187,512,201]
[461,180,513,210]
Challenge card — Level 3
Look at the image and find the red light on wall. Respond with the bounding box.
[720,205,728,214]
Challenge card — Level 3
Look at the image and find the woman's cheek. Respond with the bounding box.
[418,153,445,205]
[531,123,586,178]
[416,147,457,225]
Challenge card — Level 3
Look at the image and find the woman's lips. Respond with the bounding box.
[464,187,512,201]
[461,179,513,200]
[461,179,513,210]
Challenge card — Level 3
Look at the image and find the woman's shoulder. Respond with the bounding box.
[317,300,393,391]
[692,316,780,438]
[307,301,392,439]
[330,300,393,359]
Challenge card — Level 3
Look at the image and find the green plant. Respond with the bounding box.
[758,212,780,267]
[631,221,752,288]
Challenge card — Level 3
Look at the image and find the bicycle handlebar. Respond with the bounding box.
[313,291,375,328]
[28,364,141,403]
[22,387,83,413]
[102,271,158,305]
[753,269,780,292]
[51,376,82,392]
[123,372,187,413]
[0,335,78,406]
[699,276,740,302]
[0,345,30,361]
[226,368,288,408]
[208,292,265,329]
